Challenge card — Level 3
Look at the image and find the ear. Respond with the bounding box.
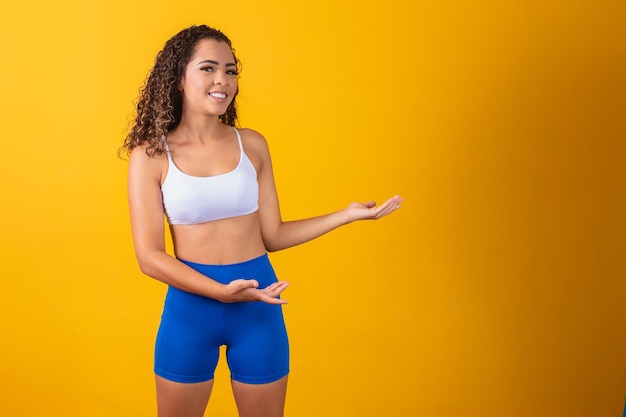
[177,72,186,92]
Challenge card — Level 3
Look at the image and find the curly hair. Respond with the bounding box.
[119,25,241,157]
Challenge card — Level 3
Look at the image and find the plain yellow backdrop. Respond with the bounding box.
[0,1,624,416]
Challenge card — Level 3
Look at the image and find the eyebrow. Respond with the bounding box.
[197,59,237,67]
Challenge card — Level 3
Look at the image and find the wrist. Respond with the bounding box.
[339,207,354,225]
[215,283,229,303]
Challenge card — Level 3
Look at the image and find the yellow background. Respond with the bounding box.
[1,1,624,416]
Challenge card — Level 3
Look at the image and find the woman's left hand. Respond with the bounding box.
[346,195,403,221]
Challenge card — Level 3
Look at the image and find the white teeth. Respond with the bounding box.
[210,92,226,99]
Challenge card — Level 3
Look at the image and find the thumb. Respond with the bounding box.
[232,279,259,290]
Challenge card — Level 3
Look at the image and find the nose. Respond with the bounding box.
[214,71,228,86]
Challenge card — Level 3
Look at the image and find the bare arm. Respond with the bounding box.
[127,146,288,304]
[249,131,403,252]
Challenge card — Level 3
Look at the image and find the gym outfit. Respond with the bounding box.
[154,127,289,384]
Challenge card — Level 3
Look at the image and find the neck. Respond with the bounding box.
[174,114,227,143]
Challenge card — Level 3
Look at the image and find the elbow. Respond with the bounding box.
[137,260,153,276]
[264,244,280,253]
[136,257,154,276]
[263,239,279,253]
[134,251,162,278]
[262,235,283,253]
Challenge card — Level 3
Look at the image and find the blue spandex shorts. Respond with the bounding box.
[154,254,289,384]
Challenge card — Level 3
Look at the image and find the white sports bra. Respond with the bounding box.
[161,127,259,225]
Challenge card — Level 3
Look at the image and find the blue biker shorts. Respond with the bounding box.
[154,254,289,384]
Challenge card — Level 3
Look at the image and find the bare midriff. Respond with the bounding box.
[169,212,266,265]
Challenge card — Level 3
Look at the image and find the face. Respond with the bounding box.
[179,39,238,118]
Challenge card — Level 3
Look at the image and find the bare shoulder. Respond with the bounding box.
[238,127,272,162]
[238,127,269,149]
[129,143,167,162]
[128,143,168,183]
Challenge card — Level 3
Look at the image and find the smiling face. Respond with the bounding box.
[179,39,239,119]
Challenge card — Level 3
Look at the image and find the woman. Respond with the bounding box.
[120,24,403,417]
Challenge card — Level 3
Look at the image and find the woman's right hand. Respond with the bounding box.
[222,279,289,304]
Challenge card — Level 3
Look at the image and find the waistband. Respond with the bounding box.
[176,253,272,285]
[178,253,269,268]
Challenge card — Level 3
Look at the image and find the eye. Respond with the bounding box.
[200,66,214,72]
[227,69,239,76]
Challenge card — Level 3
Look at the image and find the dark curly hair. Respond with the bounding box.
[119,25,241,157]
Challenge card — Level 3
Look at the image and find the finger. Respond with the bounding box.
[257,286,289,304]
[246,279,260,289]
[262,281,290,296]
[232,279,259,291]
[261,295,288,305]
[373,198,395,217]
[391,195,403,210]
[263,281,287,289]
[385,197,402,212]
[381,202,401,217]
[374,197,401,218]
[387,195,403,207]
